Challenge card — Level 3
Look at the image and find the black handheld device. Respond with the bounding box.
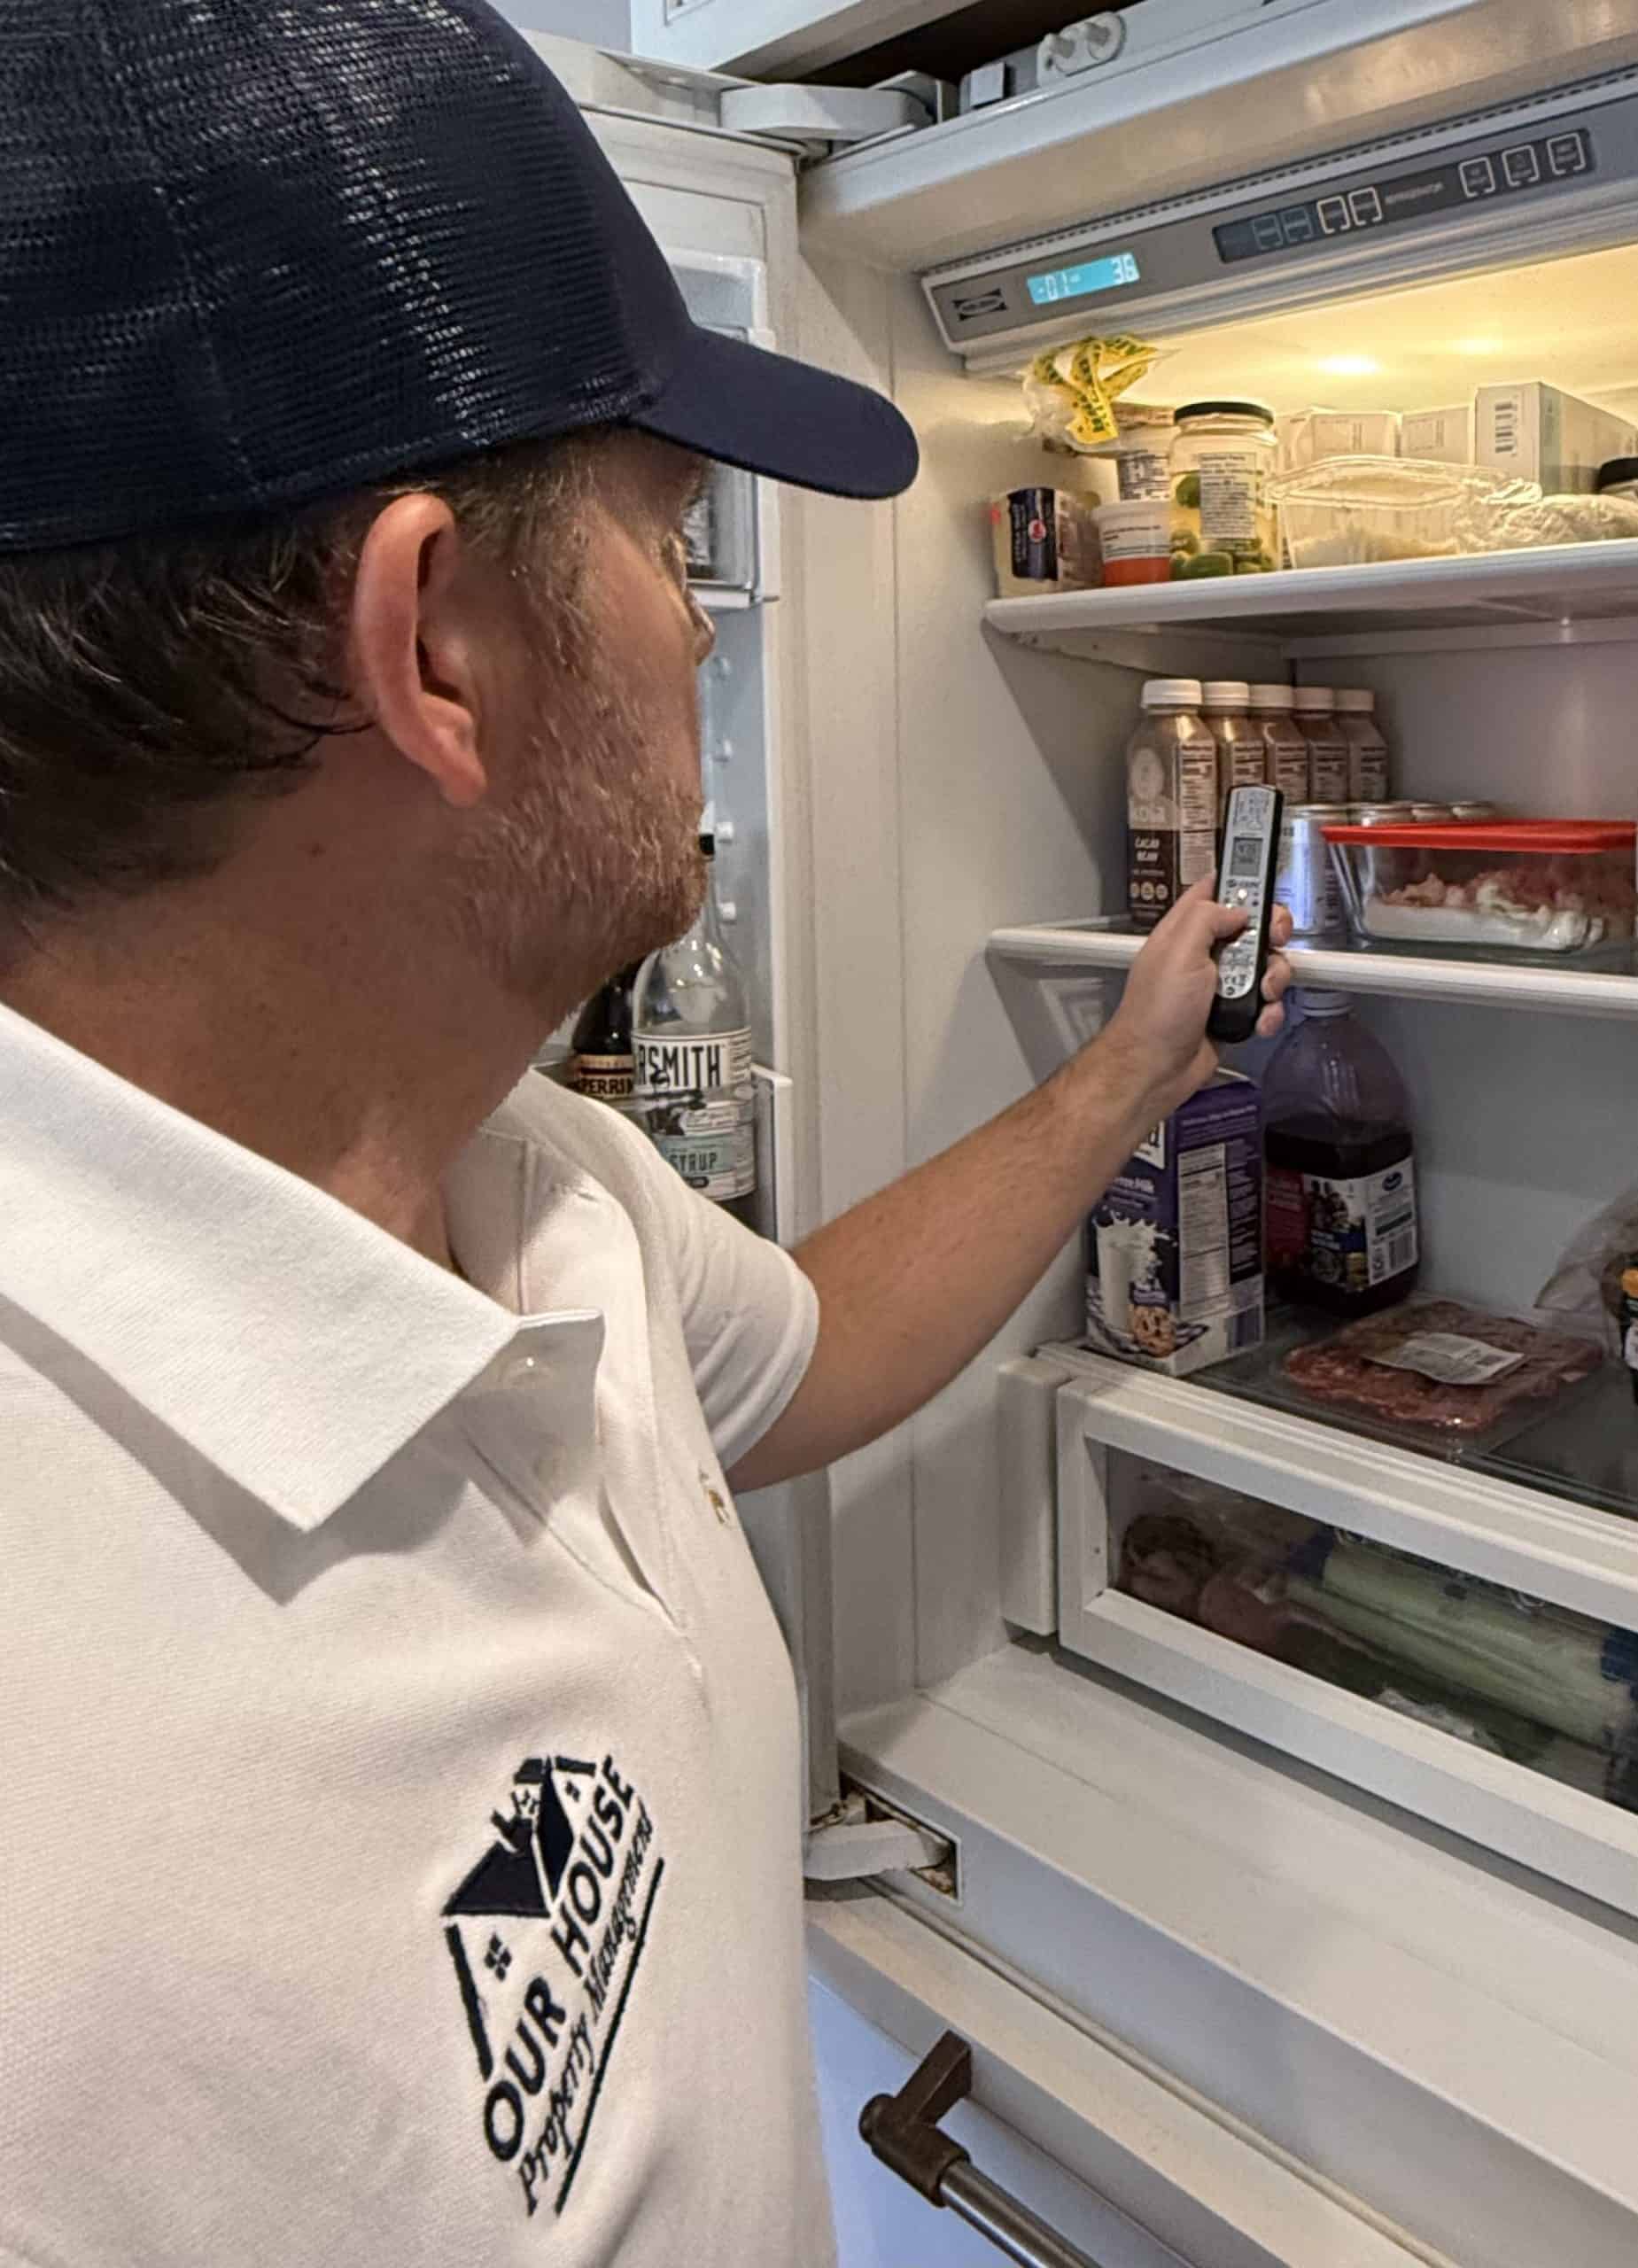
[1207,785,1284,1045]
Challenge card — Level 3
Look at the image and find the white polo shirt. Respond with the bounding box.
[0,1000,830,2268]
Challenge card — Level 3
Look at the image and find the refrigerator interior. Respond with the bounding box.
[796,219,1638,2257]
[836,224,1638,1703]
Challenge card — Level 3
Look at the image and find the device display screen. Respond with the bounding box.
[1025,251,1141,305]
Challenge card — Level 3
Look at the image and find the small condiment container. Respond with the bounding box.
[1409,802,1456,822]
[1449,800,1502,820]
[1095,496,1173,586]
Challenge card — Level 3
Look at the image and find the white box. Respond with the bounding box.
[1399,402,1474,464]
[1473,381,1638,493]
[1275,408,1399,474]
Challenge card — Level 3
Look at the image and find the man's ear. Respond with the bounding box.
[349,494,491,810]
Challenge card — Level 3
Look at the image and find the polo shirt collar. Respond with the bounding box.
[0,999,527,1531]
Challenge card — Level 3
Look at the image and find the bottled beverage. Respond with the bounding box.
[567,964,639,1110]
[1334,687,1391,802]
[1126,678,1215,931]
[1292,686,1350,804]
[1248,683,1310,804]
[1262,990,1420,1315]
[1200,680,1264,832]
[633,833,757,1226]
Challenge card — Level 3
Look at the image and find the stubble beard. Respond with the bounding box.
[453,645,706,1024]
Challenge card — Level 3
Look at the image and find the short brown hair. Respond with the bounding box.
[0,431,599,937]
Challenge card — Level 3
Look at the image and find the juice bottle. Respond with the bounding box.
[1262,990,1420,1314]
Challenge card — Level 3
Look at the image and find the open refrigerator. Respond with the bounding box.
[543,13,1638,2264]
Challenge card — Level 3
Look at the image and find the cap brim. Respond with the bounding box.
[631,323,919,501]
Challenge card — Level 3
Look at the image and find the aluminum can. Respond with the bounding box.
[1275,803,1349,942]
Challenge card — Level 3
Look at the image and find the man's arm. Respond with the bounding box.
[728,884,1289,1493]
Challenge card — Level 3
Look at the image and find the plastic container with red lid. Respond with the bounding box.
[1322,818,1638,958]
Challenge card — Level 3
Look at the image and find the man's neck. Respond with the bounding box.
[1,890,547,1271]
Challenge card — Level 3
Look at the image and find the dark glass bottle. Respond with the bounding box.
[567,964,640,1112]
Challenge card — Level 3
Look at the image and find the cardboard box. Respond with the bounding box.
[1276,408,1400,474]
[1399,402,1474,465]
[1085,1073,1264,1378]
[1473,381,1637,493]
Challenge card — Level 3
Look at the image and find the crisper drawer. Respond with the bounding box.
[1052,1352,1638,1918]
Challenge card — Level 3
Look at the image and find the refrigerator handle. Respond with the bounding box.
[859,2031,1111,2268]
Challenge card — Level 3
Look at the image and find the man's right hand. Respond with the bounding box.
[1099,879,1293,1124]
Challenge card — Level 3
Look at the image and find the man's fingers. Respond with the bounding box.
[1261,950,1293,1003]
[1254,1000,1287,1041]
[1201,897,1250,944]
[1269,904,1294,947]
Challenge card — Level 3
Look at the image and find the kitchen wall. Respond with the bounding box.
[491,0,632,44]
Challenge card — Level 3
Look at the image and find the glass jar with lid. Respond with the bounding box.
[1172,401,1278,576]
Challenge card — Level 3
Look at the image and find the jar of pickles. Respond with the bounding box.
[1170,401,1278,579]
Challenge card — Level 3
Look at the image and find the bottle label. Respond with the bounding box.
[636,1028,756,1202]
[1266,1154,1418,1296]
[1367,1332,1525,1386]
[571,1051,634,1106]
[1269,742,1311,801]
[1192,447,1263,545]
[1303,728,1350,804]
[1347,737,1390,801]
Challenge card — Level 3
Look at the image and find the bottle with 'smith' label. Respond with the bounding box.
[633,832,757,1225]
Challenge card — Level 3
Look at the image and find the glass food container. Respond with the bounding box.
[1324,819,1638,958]
[1170,400,1278,576]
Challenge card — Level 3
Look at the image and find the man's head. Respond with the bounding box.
[0,2,915,1025]
[0,422,715,1015]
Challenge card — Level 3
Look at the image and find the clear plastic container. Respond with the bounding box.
[1270,455,1493,568]
[1324,819,1638,958]
[1262,990,1419,1316]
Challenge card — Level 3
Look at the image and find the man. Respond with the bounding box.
[0,5,1289,2265]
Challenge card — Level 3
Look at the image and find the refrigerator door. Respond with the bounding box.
[586,102,845,1825]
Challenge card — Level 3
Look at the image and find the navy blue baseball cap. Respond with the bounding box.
[0,0,918,554]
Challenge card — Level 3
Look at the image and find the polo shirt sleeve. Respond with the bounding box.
[650,1171,819,1474]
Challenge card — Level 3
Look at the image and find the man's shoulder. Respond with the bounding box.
[485,1068,662,1194]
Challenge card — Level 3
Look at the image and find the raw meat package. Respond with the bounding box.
[1284,1297,1603,1440]
[1085,1073,1263,1377]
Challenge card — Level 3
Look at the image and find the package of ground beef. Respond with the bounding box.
[1284,1298,1603,1439]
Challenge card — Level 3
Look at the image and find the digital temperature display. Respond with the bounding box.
[1214,127,1594,265]
[1026,251,1141,306]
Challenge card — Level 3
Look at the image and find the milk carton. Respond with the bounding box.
[1086,1073,1264,1377]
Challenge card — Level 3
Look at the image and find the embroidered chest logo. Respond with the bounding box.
[442,1751,665,2223]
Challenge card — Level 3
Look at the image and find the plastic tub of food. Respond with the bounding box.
[1094,496,1172,585]
[1269,455,1499,568]
[1323,819,1638,957]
